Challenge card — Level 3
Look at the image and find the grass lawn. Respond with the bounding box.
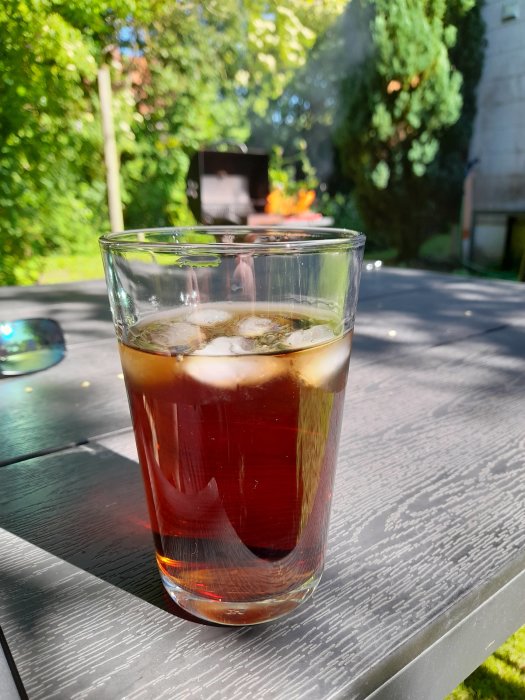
[446,626,525,699]
[38,249,105,284]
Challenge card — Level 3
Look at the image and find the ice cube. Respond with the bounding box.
[293,334,351,390]
[186,308,232,326]
[193,336,254,356]
[237,316,274,338]
[283,324,335,350]
[140,321,203,353]
[185,353,284,388]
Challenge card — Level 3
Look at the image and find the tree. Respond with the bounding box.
[123,0,348,229]
[335,0,485,261]
[249,0,370,184]
[0,0,138,284]
[1,1,349,284]
[121,0,251,228]
[241,0,347,117]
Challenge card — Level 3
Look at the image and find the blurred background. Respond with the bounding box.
[1,0,524,287]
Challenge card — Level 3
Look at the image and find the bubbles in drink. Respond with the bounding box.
[123,304,351,393]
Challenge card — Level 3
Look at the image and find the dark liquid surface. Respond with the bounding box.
[120,306,351,602]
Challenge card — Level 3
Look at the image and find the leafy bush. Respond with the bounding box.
[1,1,348,284]
[335,0,485,261]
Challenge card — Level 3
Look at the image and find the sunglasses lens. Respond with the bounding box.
[0,319,66,377]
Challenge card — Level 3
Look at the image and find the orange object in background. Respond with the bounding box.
[265,188,316,217]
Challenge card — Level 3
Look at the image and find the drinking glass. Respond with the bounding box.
[100,226,365,625]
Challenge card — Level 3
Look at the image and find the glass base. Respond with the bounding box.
[160,570,323,626]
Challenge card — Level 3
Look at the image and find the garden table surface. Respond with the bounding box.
[1,267,524,700]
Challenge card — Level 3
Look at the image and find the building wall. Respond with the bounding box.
[469,0,525,214]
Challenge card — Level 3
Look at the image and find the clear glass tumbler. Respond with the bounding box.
[100,226,365,625]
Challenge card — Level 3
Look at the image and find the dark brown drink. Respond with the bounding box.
[119,305,352,624]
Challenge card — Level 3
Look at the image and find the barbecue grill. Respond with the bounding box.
[186,147,269,225]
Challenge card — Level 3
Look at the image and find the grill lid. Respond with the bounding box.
[187,148,269,224]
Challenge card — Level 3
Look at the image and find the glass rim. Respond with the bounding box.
[99,226,366,253]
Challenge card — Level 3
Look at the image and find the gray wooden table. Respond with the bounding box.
[1,268,524,700]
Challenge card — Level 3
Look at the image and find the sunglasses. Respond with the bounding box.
[0,318,66,377]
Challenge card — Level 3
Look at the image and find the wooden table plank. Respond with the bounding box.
[0,339,130,465]
[0,631,22,700]
[2,270,524,466]
[353,270,525,365]
[2,323,524,699]
[0,280,114,346]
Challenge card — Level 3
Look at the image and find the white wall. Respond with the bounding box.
[469,0,525,213]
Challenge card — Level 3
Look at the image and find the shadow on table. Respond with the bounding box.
[1,281,114,345]
[353,273,525,369]
[0,443,209,624]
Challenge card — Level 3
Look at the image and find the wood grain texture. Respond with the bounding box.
[0,339,130,465]
[2,269,523,466]
[0,281,131,463]
[1,269,524,699]
[1,311,525,699]
[353,270,525,366]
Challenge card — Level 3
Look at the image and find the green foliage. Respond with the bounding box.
[38,243,105,284]
[241,0,347,116]
[0,0,486,284]
[248,0,351,186]
[446,624,525,699]
[268,140,319,195]
[316,192,367,235]
[123,0,346,229]
[335,0,485,260]
[0,0,126,284]
[121,0,251,229]
[1,1,344,285]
